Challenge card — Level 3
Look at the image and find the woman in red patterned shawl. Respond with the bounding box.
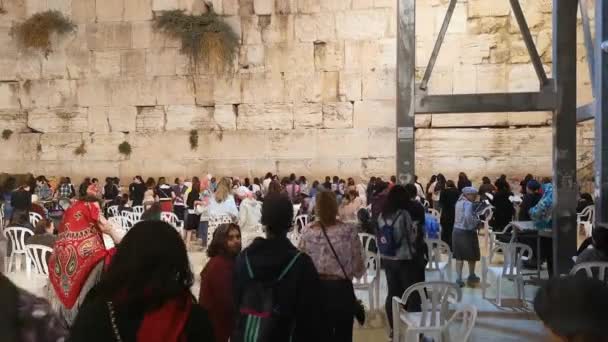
[48,195,124,326]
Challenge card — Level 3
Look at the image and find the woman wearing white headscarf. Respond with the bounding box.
[452,186,483,288]
[236,187,263,247]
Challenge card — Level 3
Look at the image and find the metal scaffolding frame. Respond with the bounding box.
[397,0,606,274]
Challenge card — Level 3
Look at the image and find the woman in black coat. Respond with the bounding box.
[439,180,460,247]
[490,179,515,232]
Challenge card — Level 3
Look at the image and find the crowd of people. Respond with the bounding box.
[0,171,605,341]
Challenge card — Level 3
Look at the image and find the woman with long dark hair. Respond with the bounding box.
[490,179,515,232]
[200,223,242,342]
[439,180,460,247]
[457,172,472,192]
[426,175,437,208]
[70,221,214,341]
[433,174,447,210]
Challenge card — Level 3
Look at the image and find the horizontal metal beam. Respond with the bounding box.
[415,85,557,114]
[577,102,595,122]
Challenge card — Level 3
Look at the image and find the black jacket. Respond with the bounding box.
[439,187,460,227]
[129,183,146,206]
[404,199,426,225]
[490,190,515,231]
[69,287,214,342]
[519,193,542,221]
[233,237,323,342]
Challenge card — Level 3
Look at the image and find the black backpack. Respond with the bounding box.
[233,252,301,342]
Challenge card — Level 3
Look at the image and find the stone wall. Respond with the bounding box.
[0,0,595,183]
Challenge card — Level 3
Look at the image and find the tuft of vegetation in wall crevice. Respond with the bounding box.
[2,129,13,140]
[118,141,132,157]
[12,10,75,56]
[189,129,199,150]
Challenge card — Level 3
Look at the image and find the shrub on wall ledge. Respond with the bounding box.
[74,142,86,156]
[118,141,132,156]
[2,129,13,140]
[189,129,199,150]
[153,9,239,72]
[12,10,76,56]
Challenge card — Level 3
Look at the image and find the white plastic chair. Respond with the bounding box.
[441,304,478,342]
[487,223,516,264]
[121,211,138,228]
[108,216,128,232]
[132,205,144,215]
[428,208,441,221]
[29,212,42,226]
[26,244,53,277]
[425,239,453,281]
[293,204,302,216]
[392,281,462,342]
[294,215,308,231]
[207,214,233,243]
[107,205,119,217]
[570,261,608,281]
[479,206,494,232]
[161,212,185,233]
[354,233,381,311]
[4,227,34,273]
[482,243,533,306]
[577,205,595,238]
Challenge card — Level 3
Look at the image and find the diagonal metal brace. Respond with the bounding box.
[419,0,458,91]
[580,0,596,97]
[509,0,549,86]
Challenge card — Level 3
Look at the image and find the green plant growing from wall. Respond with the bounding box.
[12,10,76,56]
[153,9,239,73]
[2,129,13,140]
[189,129,199,150]
[74,141,86,156]
[36,143,42,152]
[118,141,132,156]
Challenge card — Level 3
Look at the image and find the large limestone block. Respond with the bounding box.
[239,45,265,71]
[165,105,215,130]
[308,158,363,180]
[335,10,388,40]
[86,23,132,50]
[155,77,195,105]
[16,53,43,80]
[152,0,179,11]
[1,81,21,109]
[297,0,320,13]
[510,39,531,64]
[476,64,508,93]
[146,48,177,76]
[108,79,157,106]
[92,51,121,77]
[344,39,396,72]
[294,13,336,42]
[436,2,466,34]
[0,111,28,132]
[430,113,510,128]
[0,0,26,23]
[362,69,396,100]
[361,157,393,179]
[314,42,344,72]
[87,106,110,133]
[25,0,48,16]
[353,100,395,128]
[0,133,40,161]
[426,67,453,95]
[136,106,165,132]
[507,112,552,126]
[237,104,293,130]
[194,77,214,106]
[368,127,396,158]
[38,133,83,161]
[275,159,314,177]
[206,159,255,178]
[265,43,314,73]
[41,51,68,79]
[459,34,497,65]
[242,73,285,104]
[241,16,262,45]
[339,72,362,102]
[221,0,239,15]
[66,49,92,79]
[131,132,198,161]
[254,0,274,15]
[108,106,138,132]
[315,129,368,158]
[124,0,153,20]
[322,102,353,129]
[83,132,127,161]
[96,0,124,21]
[28,108,89,133]
[261,15,294,44]
[452,64,477,94]
[467,0,511,18]
[213,104,237,130]
[294,103,322,128]
[213,76,242,105]
[508,64,539,92]
[121,50,146,77]
[71,0,96,24]
[322,71,339,101]
[205,130,269,159]
[267,130,316,158]
[285,72,322,103]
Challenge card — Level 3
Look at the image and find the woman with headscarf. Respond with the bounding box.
[48,195,124,326]
[452,187,482,288]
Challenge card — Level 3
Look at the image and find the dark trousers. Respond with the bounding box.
[384,259,423,329]
[319,279,354,342]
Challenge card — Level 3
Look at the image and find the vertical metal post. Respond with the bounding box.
[552,0,578,275]
[595,1,608,226]
[396,0,415,185]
